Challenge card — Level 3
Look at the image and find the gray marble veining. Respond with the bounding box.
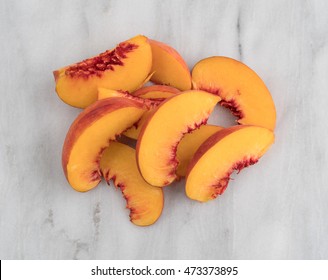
[1,0,328,259]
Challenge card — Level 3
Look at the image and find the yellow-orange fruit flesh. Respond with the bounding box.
[96,87,162,140]
[100,142,163,226]
[97,87,161,108]
[136,90,220,187]
[137,71,155,89]
[62,98,146,192]
[125,86,180,139]
[123,110,153,140]
[54,35,152,108]
[97,88,128,100]
[186,125,275,202]
[150,39,192,91]
[192,56,276,130]
[133,85,180,99]
[176,125,223,177]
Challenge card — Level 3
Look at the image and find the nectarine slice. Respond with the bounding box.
[62,98,146,192]
[136,90,220,187]
[133,85,180,99]
[176,125,223,177]
[100,142,163,226]
[150,39,191,91]
[186,125,274,202]
[54,35,152,108]
[192,56,276,130]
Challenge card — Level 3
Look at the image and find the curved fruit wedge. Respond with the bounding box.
[136,90,220,187]
[123,110,153,140]
[97,87,161,108]
[137,71,155,89]
[133,85,180,99]
[62,98,146,192]
[54,35,152,108]
[100,142,163,226]
[97,87,161,140]
[97,88,128,100]
[176,125,223,177]
[186,125,275,202]
[125,86,180,140]
[149,39,192,91]
[192,56,276,130]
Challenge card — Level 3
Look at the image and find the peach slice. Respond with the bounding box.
[54,35,152,108]
[192,56,276,130]
[97,87,161,108]
[136,90,220,187]
[125,86,180,140]
[133,85,180,99]
[97,88,128,100]
[62,98,146,192]
[176,125,223,177]
[149,39,192,91]
[137,71,155,89]
[100,142,163,226]
[186,125,275,202]
[96,87,161,140]
[123,110,153,140]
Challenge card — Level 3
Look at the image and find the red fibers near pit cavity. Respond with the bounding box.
[211,156,258,199]
[116,182,137,217]
[198,86,243,120]
[199,86,221,96]
[104,170,134,214]
[220,99,244,120]
[65,42,138,78]
[90,169,101,182]
[104,170,110,183]
[233,157,258,173]
[167,117,209,178]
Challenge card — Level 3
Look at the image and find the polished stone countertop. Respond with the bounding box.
[1,0,328,259]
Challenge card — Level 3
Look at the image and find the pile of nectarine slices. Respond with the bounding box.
[54,35,276,226]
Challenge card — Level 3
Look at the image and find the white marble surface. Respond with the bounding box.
[1,0,328,260]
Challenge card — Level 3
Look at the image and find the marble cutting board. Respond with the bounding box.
[0,0,328,259]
